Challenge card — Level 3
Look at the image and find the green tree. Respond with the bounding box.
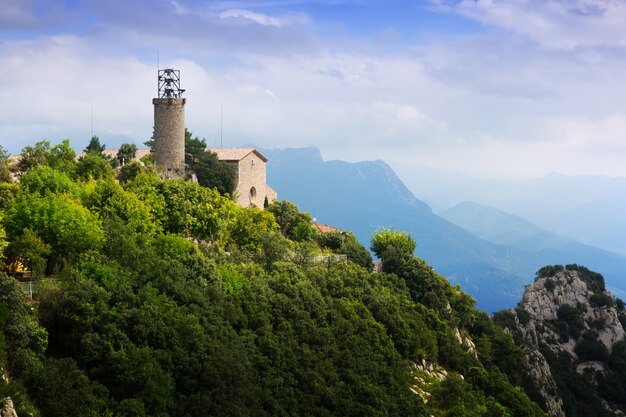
[4,194,105,264]
[0,145,12,183]
[17,140,51,173]
[17,139,77,176]
[7,229,51,279]
[0,182,18,210]
[370,227,415,260]
[36,357,109,417]
[76,152,113,181]
[83,136,105,155]
[267,200,316,242]
[81,178,157,236]
[48,139,77,176]
[155,179,235,241]
[117,161,144,184]
[341,238,374,271]
[19,165,79,197]
[227,206,279,251]
[114,143,138,167]
[185,130,237,196]
[0,213,8,261]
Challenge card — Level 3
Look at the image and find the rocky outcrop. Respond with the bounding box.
[519,272,624,355]
[0,397,18,417]
[522,349,565,417]
[497,268,626,417]
[409,359,448,403]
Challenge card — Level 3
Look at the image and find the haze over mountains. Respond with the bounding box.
[263,147,626,312]
[400,168,626,257]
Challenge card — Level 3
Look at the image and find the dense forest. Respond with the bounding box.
[0,139,547,416]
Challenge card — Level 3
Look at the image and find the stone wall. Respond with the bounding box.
[233,153,277,208]
[153,98,186,173]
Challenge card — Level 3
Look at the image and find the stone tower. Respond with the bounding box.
[153,69,186,173]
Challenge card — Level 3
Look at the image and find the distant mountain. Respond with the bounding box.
[409,172,626,256]
[262,147,626,311]
[441,201,626,299]
[262,147,538,312]
[441,201,547,247]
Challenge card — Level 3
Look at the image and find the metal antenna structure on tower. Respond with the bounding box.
[158,69,185,98]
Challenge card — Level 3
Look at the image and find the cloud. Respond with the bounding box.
[0,0,37,27]
[550,114,626,151]
[438,0,626,49]
[264,89,280,100]
[0,36,156,152]
[219,8,288,27]
[170,0,190,15]
[4,0,626,181]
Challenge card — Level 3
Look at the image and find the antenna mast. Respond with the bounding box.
[220,103,223,148]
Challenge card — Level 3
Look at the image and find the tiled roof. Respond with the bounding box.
[313,223,344,234]
[206,148,268,163]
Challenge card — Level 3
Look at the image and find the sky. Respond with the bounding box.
[2,0,626,181]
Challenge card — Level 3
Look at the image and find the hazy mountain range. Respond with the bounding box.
[401,168,626,257]
[262,147,626,312]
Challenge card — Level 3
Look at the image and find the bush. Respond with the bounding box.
[315,231,344,251]
[566,264,605,293]
[590,293,614,308]
[515,308,531,326]
[535,265,564,280]
[370,227,415,260]
[341,239,373,271]
[556,305,584,340]
[575,332,609,362]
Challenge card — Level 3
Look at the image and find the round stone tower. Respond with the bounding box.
[153,69,186,173]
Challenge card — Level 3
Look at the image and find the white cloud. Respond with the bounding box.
[0,0,37,26]
[549,114,626,150]
[170,0,189,15]
[4,0,626,181]
[264,89,280,100]
[219,8,288,27]
[442,0,626,49]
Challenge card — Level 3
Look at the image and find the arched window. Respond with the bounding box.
[249,187,257,201]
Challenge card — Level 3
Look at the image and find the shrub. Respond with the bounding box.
[556,304,584,340]
[515,308,531,326]
[575,332,609,362]
[544,278,556,292]
[590,293,614,308]
[370,227,415,260]
[535,265,564,280]
[566,264,605,293]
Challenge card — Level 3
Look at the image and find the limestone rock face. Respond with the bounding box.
[522,349,565,417]
[0,397,18,417]
[498,269,626,417]
[517,271,624,355]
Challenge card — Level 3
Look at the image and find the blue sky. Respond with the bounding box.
[3,0,626,182]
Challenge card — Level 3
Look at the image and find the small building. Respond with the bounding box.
[207,147,277,208]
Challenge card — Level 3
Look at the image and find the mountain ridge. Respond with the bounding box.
[261,146,626,311]
[495,265,626,416]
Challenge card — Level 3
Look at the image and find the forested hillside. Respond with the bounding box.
[0,140,547,417]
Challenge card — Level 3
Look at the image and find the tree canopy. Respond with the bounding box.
[185,129,237,196]
[0,138,548,417]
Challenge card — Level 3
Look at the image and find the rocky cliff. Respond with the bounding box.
[0,397,18,417]
[495,265,626,417]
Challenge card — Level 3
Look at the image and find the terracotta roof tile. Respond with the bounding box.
[313,223,344,234]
